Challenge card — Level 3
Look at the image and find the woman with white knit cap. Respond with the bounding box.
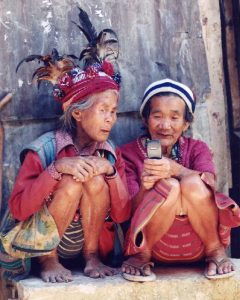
[121,78,240,281]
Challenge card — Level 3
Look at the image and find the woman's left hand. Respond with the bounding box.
[143,157,174,180]
[86,156,114,176]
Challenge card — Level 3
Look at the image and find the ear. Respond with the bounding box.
[142,116,148,127]
[183,121,190,132]
[72,109,82,122]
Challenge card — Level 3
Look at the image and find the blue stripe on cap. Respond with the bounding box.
[142,81,195,113]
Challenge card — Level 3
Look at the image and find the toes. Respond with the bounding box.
[121,265,126,273]
[41,269,73,283]
[49,274,57,283]
[89,270,101,278]
[104,269,115,276]
[143,265,152,276]
[134,267,140,276]
[207,262,217,276]
[85,266,118,278]
[55,275,65,283]
[41,274,50,283]
[122,261,153,276]
[129,266,135,275]
[207,258,235,276]
[123,265,131,274]
[221,262,235,274]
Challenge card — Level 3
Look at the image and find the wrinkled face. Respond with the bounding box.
[146,95,189,153]
[72,90,118,143]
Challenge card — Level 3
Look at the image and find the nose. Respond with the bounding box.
[105,112,116,124]
[159,118,171,129]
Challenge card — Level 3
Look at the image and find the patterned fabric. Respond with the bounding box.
[53,130,117,161]
[53,63,119,111]
[4,129,130,280]
[1,205,60,259]
[0,241,31,281]
[152,217,204,262]
[57,220,84,259]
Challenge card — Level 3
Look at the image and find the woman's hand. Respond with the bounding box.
[141,170,158,190]
[54,156,114,182]
[144,157,173,178]
[87,156,114,176]
[141,157,176,189]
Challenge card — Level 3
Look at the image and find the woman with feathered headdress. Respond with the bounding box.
[2,8,130,283]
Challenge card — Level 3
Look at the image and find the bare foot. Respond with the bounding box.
[206,247,235,277]
[84,254,118,278]
[121,251,152,276]
[39,256,73,283]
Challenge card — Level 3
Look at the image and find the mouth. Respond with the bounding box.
[101,129,110,134]
[157,133,172,138]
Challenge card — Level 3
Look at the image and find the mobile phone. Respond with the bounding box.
[146,139,162,159]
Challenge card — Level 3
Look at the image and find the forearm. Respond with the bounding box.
[170,160,201,179]
[9,170,58,221]
[9,152,59,221]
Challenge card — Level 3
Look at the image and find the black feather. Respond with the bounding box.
[16,55,43,73]
[74,7,98,44]
[65,54,79,60]
[51,48,61,62]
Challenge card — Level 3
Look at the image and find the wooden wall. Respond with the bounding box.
[0,0,228,214]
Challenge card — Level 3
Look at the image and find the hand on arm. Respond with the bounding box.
[167,158,201,179]
[142,157,200,183]
[54,156,114,182]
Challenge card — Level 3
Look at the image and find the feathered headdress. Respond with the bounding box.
[16,48,76,87]
[16,7,120,111]
[73,7,121,84]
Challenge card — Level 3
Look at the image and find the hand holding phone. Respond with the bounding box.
[146,139,162,159]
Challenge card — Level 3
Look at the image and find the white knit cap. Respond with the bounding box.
[140,78,195,117]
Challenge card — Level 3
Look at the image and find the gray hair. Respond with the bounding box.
[61,96,94,134]
[60,89,119,134]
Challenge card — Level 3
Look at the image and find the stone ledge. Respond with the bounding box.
[16,259,240,300]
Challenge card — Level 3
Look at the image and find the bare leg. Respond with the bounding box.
[39,175,82,283]
[122,178,181,276]
[81,175,117,278]
[181,174,235,276]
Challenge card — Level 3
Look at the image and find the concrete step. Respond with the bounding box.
[15,259,240,300]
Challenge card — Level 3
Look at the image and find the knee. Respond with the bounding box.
[84,175,108,196]
[155,178,180,206]
[166,178,181,193]
[55,175,83,199]
[181,174,212,203]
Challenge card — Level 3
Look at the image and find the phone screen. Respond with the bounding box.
[146,139,162,159]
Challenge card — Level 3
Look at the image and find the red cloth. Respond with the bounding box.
[121,136,240,262]
[53,64,119,112]
[9,130,130,258]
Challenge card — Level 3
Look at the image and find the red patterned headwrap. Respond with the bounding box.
[53,62,120,111]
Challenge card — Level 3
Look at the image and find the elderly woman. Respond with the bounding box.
[121,78,240,281]
[6,56,130,283]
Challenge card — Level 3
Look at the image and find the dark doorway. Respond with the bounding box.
[220,0,240,257]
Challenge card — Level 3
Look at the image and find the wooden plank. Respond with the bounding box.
[0,93,12,213]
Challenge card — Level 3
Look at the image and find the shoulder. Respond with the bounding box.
[120,138,139,154]
[120,137,146,165]
[181,136,215,173]
[182,136,212,154]
[20,130,57,168]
